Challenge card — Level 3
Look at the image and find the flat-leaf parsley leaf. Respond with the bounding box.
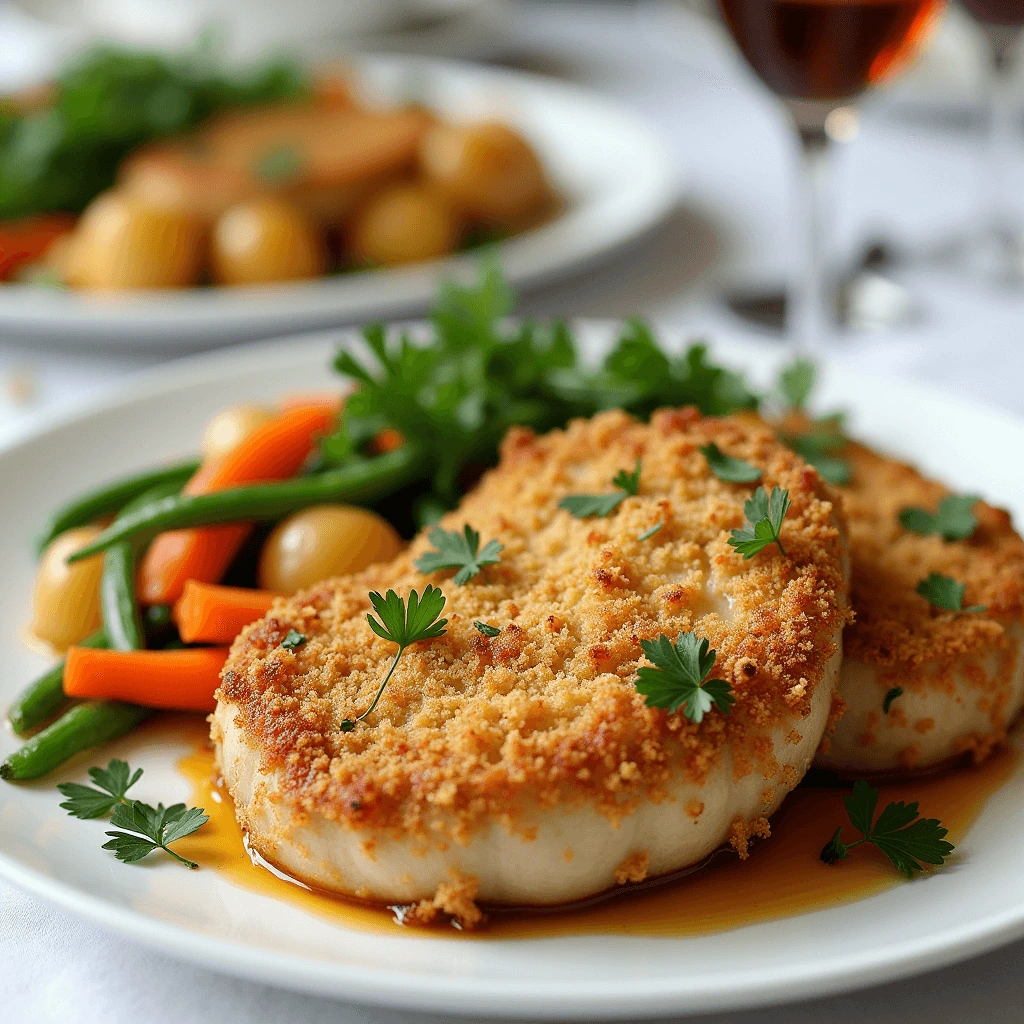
[728,486,791,559]
[58,758,142,819]
[474,621,501,638]
[700,442,761,483]
[58,759,208,869]
[899,495,980,541]
[634,632,735,724]
[341,587,448,731]
[415,524,503,585]
[819,779,954,878]
[915,573,986,614]
[104,801,209,869]
[778,357,816,410]
[559,460,641,519]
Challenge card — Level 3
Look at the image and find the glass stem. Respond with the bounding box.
[784,99,840,354]
[982,25,1023,281]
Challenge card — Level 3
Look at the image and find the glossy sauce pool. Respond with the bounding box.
[172,721,1016,939]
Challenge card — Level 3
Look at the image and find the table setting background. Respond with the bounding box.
[3,0,1024,1020]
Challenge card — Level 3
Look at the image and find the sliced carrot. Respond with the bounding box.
[174,581,276,645]
[138,403,336,605]
[0,214,76,280]
[63,646,229,713]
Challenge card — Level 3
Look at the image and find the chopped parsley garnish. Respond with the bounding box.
[281,629,307,650]
[900,495,980,541]
[341,587,448,732]
[473,621,501,638]
[255,144,303,182]
[700,442,761,483]
[634,632,735,724]
[637,523,664,542]
[728,486,791,559]
[915,573,986,614]
[883,687,903,714]
[778,357,816,410]
[559,460,642,519]
[820,779,954,878]
[414,525,503,585]
[58,759,208,870]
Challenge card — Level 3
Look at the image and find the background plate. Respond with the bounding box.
[2,325,1024,1019]
[0,57,676,349]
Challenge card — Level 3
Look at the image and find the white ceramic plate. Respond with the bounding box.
[0,56,676,349]
[3,325,1024,1020]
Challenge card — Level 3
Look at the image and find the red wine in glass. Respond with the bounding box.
[718,0,945,101]
[714,0,944,349]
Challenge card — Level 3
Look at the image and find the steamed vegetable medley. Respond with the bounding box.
[0,45,556,289]
[3,266,765,781]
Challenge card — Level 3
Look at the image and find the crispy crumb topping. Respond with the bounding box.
[218,409,847,841]
[840,441,1024,668]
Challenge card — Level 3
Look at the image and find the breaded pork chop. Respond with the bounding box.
[816,441,1024,774]
[214,409,849,921]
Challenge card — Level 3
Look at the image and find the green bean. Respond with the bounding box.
[0,701,153,781]
[70,446,424,563]
[34,459,201,557]
[101,481,184,652]
[6,629,108,736]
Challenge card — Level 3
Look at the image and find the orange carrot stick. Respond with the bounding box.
[174,581,276,644]
[63,646,229,713]
[139,404,337,605]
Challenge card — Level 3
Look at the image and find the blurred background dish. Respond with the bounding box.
[0,53,675,348]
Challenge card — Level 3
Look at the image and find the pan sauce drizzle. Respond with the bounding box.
[173,721,1016,939]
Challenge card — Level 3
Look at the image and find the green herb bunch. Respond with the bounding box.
[323,267,760,514]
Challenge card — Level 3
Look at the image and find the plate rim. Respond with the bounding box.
[4,327,1024,1018]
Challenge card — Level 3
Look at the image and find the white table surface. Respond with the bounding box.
[4,2,1024,1021]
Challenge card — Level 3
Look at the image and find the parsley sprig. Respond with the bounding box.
[820,780,954,878]
[341,587,448,732]
[728,486,791,559]
[774,359,851,485]
[916,573,986,614]
[414,525,503,585]
[322,268,758,514]
[58,759,208,869]
[634,632,735,724]
[58,759,142,819]
[559,460,642,519]
[900,495,980,541]
[104,802,209,869]
[700,442,761,483]
[778,357,816,411]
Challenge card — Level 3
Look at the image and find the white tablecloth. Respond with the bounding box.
[4,2,1024,1021]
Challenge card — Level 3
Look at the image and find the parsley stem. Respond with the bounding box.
[774,537,787,558]
[162,845,199,870]
[345,647,404,729]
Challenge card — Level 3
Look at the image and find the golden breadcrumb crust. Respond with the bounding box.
[218,408,847,842]
[840,440,1024,667]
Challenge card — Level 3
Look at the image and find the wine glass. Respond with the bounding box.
[716,0,946,351]
[959,0,1024,283]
